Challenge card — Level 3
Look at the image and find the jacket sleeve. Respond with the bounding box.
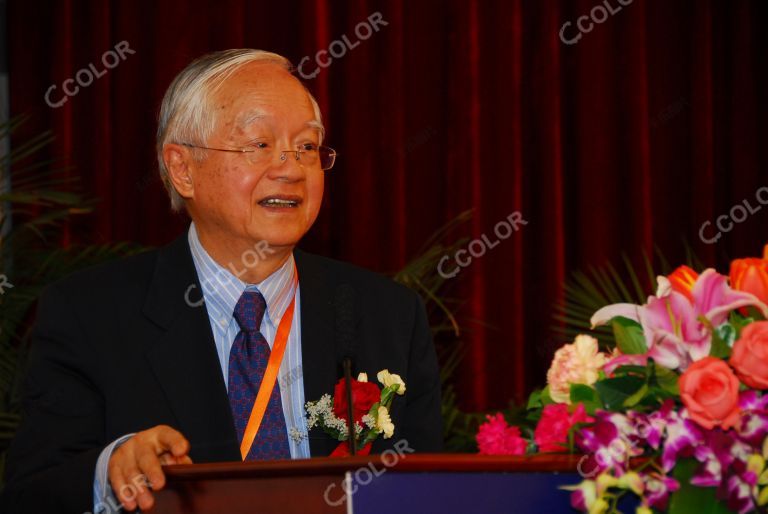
[400,290,443,453]
[1,282,108,514]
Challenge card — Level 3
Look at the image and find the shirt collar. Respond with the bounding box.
[187,222,297,328]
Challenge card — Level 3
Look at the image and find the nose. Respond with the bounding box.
[267,148,305,182]
[279,150,302,162]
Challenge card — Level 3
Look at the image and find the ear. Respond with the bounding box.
[163,143,197,201]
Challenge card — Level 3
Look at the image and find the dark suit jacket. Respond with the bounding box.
[0,234,442,513]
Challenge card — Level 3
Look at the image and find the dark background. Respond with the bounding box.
[6,0,768,411]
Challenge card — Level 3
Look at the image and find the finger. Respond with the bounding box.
[108,460,137,513]
[125,454,156,512]
[127,471,155,512]
[159,452,193,466]
[136,445,166,491]
[115,463,145,512]
[177,455,194,465]
[155,426,190,457]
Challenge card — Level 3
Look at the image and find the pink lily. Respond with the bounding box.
[591,269,768,371]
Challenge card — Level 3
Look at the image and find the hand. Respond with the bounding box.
[107,424,193,512]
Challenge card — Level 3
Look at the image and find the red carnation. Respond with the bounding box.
[333,378,381,424]
[534,403,593,452]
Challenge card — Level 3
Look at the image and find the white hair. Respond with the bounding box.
[156,49,324,211]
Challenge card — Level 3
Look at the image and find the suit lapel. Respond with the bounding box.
[294,249,341,457]
[142,234,240,462]
[140,239,343,460]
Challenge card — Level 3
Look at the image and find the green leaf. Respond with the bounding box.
[743,306,767,322]
[569,384,601,414]
[612,317,648,355]
[730,312,755,336]
[668,459,732,514]
[569,384,595,402]
[622,383,648,408]
[594,375,646,410]
[612,365,649,378]
[710,324,733,359]
[645,385,678,404]
[526,389,542,410]
[715,322,736,346]
[540,386,555,406]
[367,401,381,419]
[380,385,399,407]
[653,364,680,396]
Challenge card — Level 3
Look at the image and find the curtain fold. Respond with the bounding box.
[8,0,768,410]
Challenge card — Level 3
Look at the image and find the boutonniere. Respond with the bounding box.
[305,369,406,456]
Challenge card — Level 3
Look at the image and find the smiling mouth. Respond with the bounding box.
[258,196,302,208]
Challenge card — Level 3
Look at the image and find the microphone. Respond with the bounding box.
[335,285,356,456]
[342,356,356,456]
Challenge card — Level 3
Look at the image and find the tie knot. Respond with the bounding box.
[233,290,267,333]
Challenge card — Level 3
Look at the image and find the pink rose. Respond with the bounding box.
[476,413,527,455]
[679,357,740,430]
[534,403,593,452]
[729,321,768,389]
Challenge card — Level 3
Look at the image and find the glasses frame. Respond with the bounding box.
[180,142,337,170]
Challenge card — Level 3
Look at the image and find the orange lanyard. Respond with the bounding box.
[239,270,298,460]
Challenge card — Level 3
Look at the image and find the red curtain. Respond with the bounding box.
[8,0,768,411]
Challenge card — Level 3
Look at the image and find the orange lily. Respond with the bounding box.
[668,265,699,302]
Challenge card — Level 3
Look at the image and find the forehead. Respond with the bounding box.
[212,62,316,131]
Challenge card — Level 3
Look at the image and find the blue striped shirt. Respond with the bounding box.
[93,223,309,513]
[186,222,309,456]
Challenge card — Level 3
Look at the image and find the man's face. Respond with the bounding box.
[185,62,325,253]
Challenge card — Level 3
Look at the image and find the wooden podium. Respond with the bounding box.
[154,454,590,514]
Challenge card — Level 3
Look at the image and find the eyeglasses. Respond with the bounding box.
[180,142,337,170]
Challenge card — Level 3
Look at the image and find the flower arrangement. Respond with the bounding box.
[306,369,405,456]
[477,246,768,513]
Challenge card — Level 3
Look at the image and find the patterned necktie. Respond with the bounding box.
[228,290,291,460]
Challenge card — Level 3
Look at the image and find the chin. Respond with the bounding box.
[251,229,306,251]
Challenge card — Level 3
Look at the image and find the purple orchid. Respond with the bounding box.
[570,400,768,512]
[577,411,647,475]
[642,472,680,510]
[737,391,768,446]
[690,430,743,487]
[724,474,756,514]
[640,402,672,449]
[658,404,703,472]
[628,410,664,450]
[591,269,768,371]
[687,419,757,505]
[691,444,723,487]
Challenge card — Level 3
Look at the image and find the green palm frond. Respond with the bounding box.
[0,243,146,347]
[393,210,472,337]
[389,210,481,450]
[553,247,698,348]
[0,117,144,466]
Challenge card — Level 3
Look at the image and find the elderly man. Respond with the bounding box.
[1,49,442,513]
